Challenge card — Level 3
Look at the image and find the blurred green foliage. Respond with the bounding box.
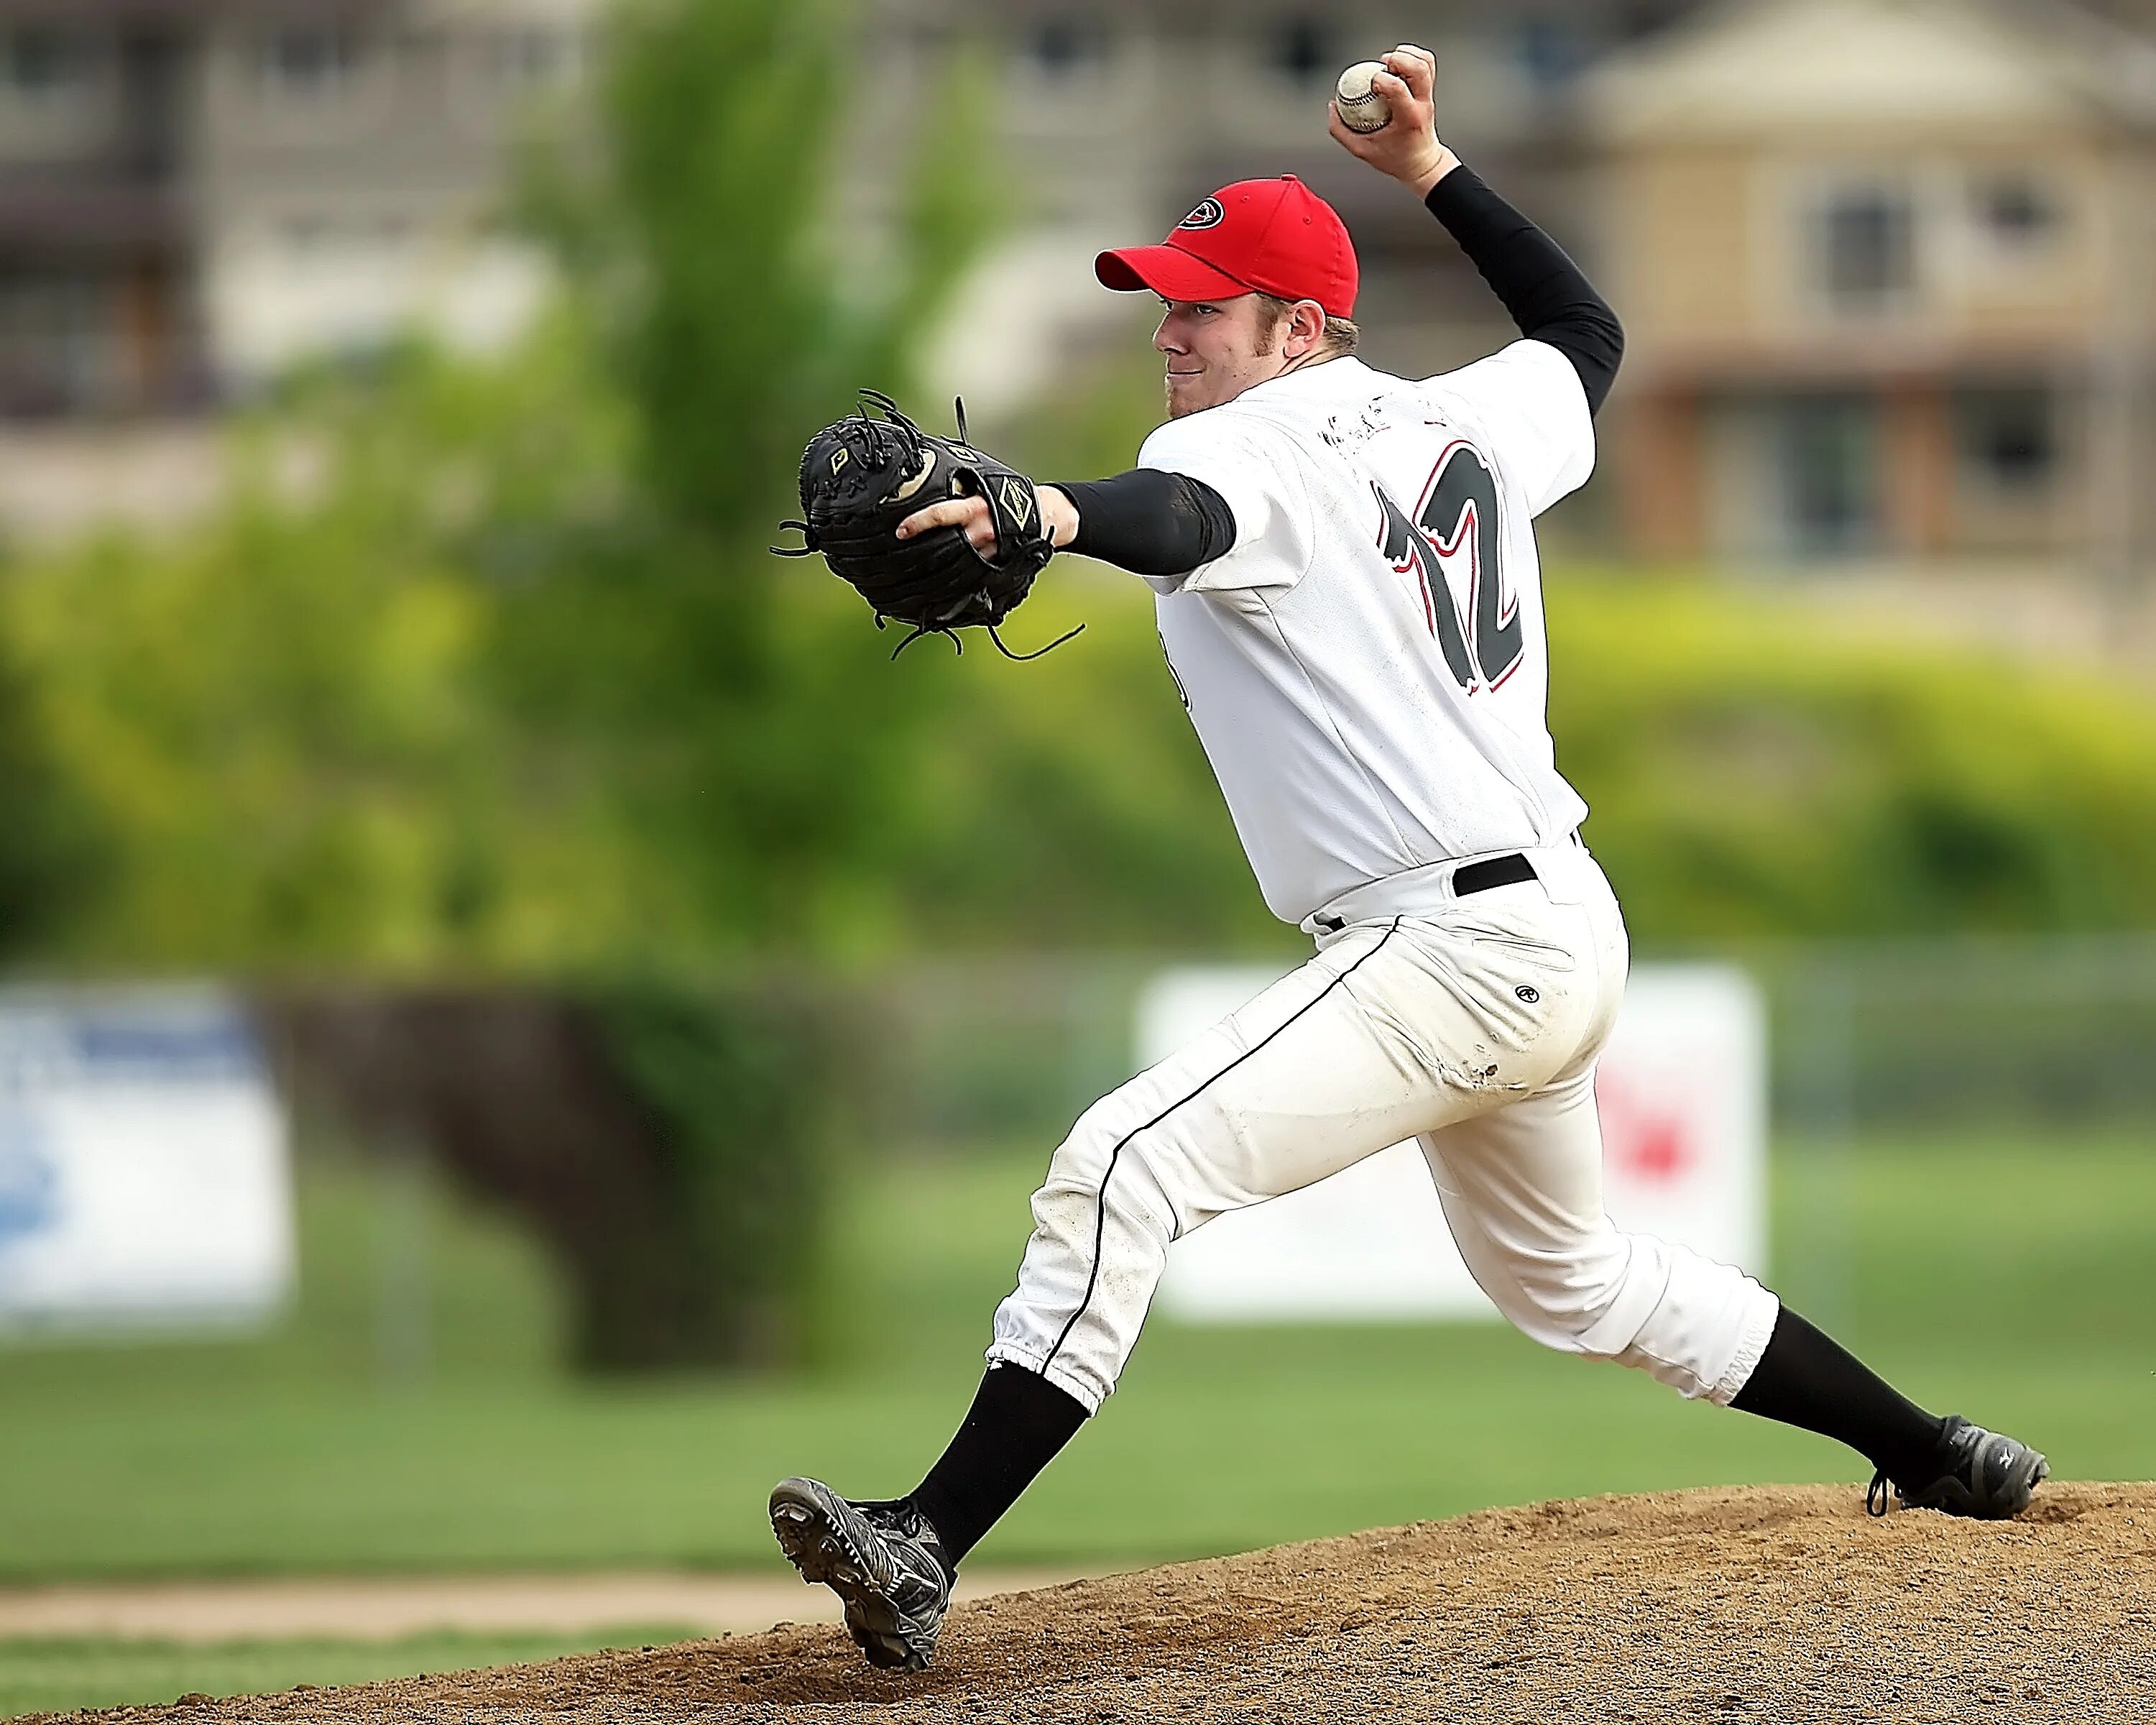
[0,1,2153,978]
[0,0,997,972]
[0,1630,702,1722]
[582,977,834,1367]
[1550,574,2156,940]
[0,636,102,958]
[5,349,591,970]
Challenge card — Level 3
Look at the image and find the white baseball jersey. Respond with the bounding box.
[1135,342,1595,926]
[990,344,1780,1440]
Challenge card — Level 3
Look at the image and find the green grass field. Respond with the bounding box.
[1,1126,2150,1716]
[0,1630,696,1722]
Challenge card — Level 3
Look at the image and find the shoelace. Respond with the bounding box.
[853,1496,957,1590]
[1866,1469,1895,1517]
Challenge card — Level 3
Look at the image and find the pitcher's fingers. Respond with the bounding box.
[895,497,986,540]
[1378,58,1429,107]
[1386,45,1437,99]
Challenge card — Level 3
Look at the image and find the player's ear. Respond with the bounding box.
[1288,299,1327,359]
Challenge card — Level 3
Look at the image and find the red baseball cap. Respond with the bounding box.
[1096,175,1358,321]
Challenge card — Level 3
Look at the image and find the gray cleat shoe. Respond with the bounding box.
[768,1477,954,1671]
[1867,1415,2049,1519]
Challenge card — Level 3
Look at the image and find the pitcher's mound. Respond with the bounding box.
[54,1482,2156,1724]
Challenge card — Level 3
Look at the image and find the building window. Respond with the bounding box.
[1027,17,1107,79]
[489,27,572,86]
[2,27,98,102]
[1777,395,1881,556]
[259,27,361,98]
[1812,182,1915,316]
[279,214,333,256]
[1271,16,1335,88]
[0,271,119,416]
[1971,175,2062,254]
[1511,18,1592,88]
[392,28,446,74]
[1955,387,2056,496]
[278,213,418,259]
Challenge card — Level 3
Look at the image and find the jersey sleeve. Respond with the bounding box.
[1134,413,1311,592]
[1421,339,1595,518]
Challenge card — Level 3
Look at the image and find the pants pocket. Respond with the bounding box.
[1447,917,1583,974]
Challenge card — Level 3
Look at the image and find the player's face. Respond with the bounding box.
[1154,295,1291,417]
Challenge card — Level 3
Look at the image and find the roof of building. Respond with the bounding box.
[1585,0,2156,139]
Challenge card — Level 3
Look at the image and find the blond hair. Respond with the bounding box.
[1253,292,1359,360]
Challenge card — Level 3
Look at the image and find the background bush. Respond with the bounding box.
[1547,571,2156,940]
[268,976,835,1373]
[584,976,837,1368]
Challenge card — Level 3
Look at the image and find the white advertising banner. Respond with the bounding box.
[0,988,294,1333]
[1146,964,1767,1322]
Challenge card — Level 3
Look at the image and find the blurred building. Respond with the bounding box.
[890,0,2156,628]
[4,0,2154,615]
[0,0,589,532]
[1588,0,2156,596]
[880,1,1704,423]
[0,0,588,415]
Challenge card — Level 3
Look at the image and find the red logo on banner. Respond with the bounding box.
[1595,1071,1696,1186]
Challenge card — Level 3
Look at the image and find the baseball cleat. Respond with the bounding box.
[768,1476,954,1671]
[1866,1415,2048,1519]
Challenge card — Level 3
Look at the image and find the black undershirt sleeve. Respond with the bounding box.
[1424,165,1623,416]
[1051,468,1237,578]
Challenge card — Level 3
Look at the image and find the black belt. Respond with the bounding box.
[1312,853,1537,932]
[1453,852,1537,896]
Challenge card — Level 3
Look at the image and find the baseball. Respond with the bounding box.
[1335,61,1392,133]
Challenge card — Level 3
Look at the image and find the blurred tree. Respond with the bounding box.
[875,566,1291,954]
[0,635,103,957]
[267,978,834,1371]
[3,321,642,972]
[10,0,2156,980]
[486,0,998,958]
[0,0,998,972]
[0,0,977,1366]
[1549,573,2156,941]
[833,560,2156,951]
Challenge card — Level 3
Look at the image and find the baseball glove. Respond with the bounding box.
[772,391,1078,659]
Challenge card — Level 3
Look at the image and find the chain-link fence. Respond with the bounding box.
[855,936,2156,1149]
[847,936,2156,1342]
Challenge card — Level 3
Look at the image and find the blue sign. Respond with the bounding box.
[0,988,291,1331]
[0,1110,59,1246]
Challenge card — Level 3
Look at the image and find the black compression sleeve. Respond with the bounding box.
[1424,165,1623,416]
[1054,468,1237,578]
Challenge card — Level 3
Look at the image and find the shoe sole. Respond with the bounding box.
[768,1477,926,1671]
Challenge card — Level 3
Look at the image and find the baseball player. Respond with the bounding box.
[770,45,2047,1673]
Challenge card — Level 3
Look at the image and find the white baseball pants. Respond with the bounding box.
[986,844,1780,1414]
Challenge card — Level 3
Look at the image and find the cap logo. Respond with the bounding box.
[1177,198,1225,231]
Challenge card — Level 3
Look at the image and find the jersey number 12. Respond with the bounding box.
[1371,440,1523,694]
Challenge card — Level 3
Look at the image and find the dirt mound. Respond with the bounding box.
[49,1483,2156,1725]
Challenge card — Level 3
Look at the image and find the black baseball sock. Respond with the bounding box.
[907,1364,1089,1570]
[1730,1305,1945,1483]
